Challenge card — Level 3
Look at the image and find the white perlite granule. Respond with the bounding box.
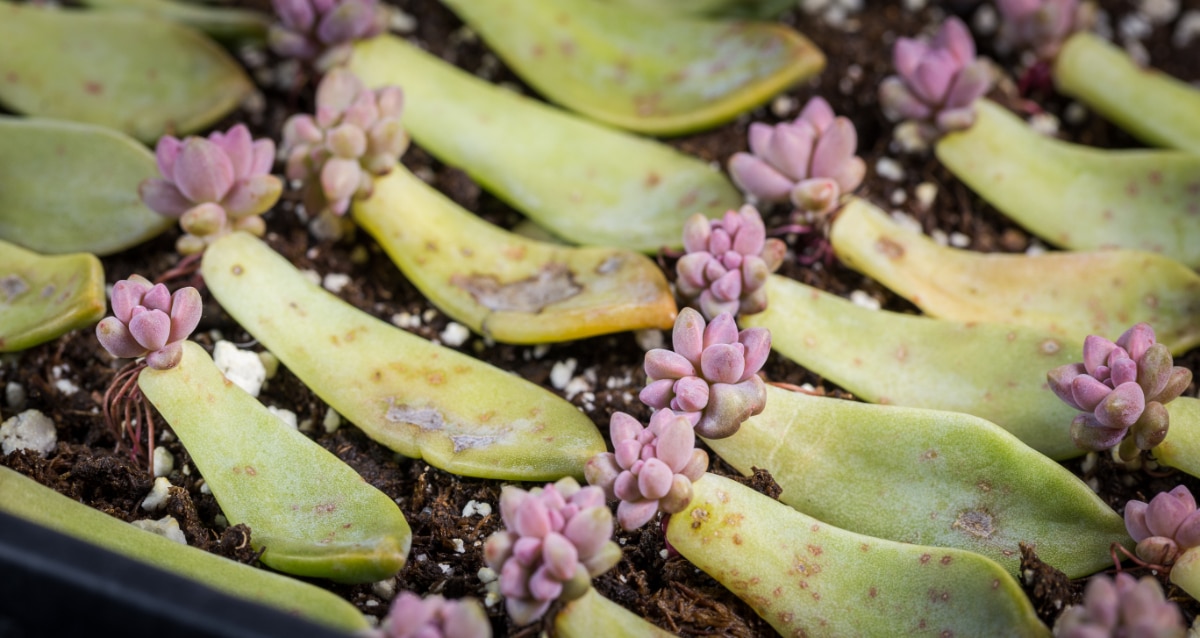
[213,340,267,397]
[0,409,56,457]
[440,322,470,347]
[131,516,187,545]
[142,476,173,511]
[153,446,175,478]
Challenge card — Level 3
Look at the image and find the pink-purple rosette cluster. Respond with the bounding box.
[675,206,786,320]
[640,308,769,440]
[1054,572,1184,638]
[269,0,388,71]
[727,97,865,218]
[139,124,282,255]
[281,69,408,234]
[483,478,621,626]
[996,0,1089,60]
[584,410,709,531]
[878,17,992,137]
[1047,323,1190,460]
[95,275,202,371]
[378,592,491,638]
[1124,485,1200,567]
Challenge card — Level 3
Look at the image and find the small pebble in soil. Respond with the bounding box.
[915,182,938,211]
[372,578,397,601]
[323,409,341,433]
[1139,0,1180,25]
[550,358,577,390]
[153,446,175,478]
[439,322,470,347]
[0,409,56,457]
[849,290,881,310]
[972,4,998,35]
[391,311,421,329]
[1029,113,1061,137]
[5,382,25,412]
[1175,11,1200,47]
[452,538,465,553]
[301,269,322,287]
[268,406,299,430]
[213,340,267,397]
[131,516,187,545]
[875,157,906,182]
[142,477,172,511]
[771,95,797,117]
[634,328,664,352]
[323,272,351,294]
[949,232,970,248]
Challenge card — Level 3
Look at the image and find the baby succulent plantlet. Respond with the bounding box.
[437,0,824,135]
[676,206,785,319]
[483,478,622,626]
[878,17,992,141]
[584,410,709,531]
[1124,485,1200,568]
[378,593,491,638]
[641,308,770,439]
[1053,572,1184,638]
[994,0,1089,61]
[728,97,865,218]
[0,240,105,353]
[269,0,387,71]
[1047,323,1191,460]
[141,124,282,255]
[348,35,743,252]
[96,275,202,371]
[281,68,407,238]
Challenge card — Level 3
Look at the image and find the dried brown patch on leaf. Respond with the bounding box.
[453,262,582,313]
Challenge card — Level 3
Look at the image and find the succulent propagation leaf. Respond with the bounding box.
[0,466,370,632]
[201,232,606,480]
[554,589,676,638]
[706,386,1130,578]
[936,100,1200,267]
[830,198,1200,355]
[0,118,173,256]
[440,0,824,135]
[0,3,253,143]
[0,240,105,353]
[352,165,677,343]
[139,342,412,583]
[667,474,1050,637]
[78,0,270,41]
[742,275,1082,459]
[348,35,743,252]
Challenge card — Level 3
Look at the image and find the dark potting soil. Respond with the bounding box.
[3,0,1200,635]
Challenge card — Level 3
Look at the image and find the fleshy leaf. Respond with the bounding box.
[347,35,743,252]
[0,466,369,633]
[599,0,795,18]
[201,232,606,480]
[0,3,254,143]
[0,240,105,352]
[741,275,1082,459]
[139,342,411,584]
[440,0,824,135]
[78,0,270,41]
[705,385,1130,578]
[0,117,173,256]
[554,588,675,638]
[1150,398,1200,482]
[935,100,1200,267]
[1054,32,1200,154]
[830,197,1200,355]
[666,474,1050,637]
[352,165,677,344]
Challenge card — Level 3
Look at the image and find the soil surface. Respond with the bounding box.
[4,0,1200,636]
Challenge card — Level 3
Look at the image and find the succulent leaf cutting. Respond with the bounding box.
[675,206,786,320]
[95,275,201,371]
[269,0,388,70]
[483,478,622,626]
[378,592,492,638]
[1053,572,1184,638]
[1047,323,1191,459]
[727,97,865,217]
[140,124,282,255]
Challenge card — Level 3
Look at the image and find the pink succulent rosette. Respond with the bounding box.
[1047,323,1190,459]
[640,308,770,440]
[728,97,865,217]
[140,125,282,255]
[675,206,786,320]
[483,478,621,626]
[95,275,202,371]
[378,592,491,638]
[281,69,408,229]
[996,0,1088,60]
[269,0,388,71]
[878,17,992,136]
[1053,572,1184,638]
[1124,485,1200,567]
[584,410,709,531]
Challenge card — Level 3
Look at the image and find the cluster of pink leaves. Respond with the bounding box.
[269,0,387,71]
[95,276,202,370]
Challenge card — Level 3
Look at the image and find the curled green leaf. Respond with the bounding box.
[666,474,1050,637]
[201,232,606,481]
[440,0,824,135]
[830,197,1200,354]
[347,35,743,252]
[0,240,105,352]
[0,3,253,143]
[741,275,1082,459]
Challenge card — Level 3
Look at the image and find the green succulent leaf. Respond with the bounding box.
[139,342,411,584]
[347,35,743,252]
[936,99,1200,267]
[706,386,1129,578]
[79,0,270,42]
[0,240,105,352]
[601,0,795,18]
[0,117,173,256]
[1054,32,1200,154]
[554,588,676,638]
[440,0,823,135]
[830,197,1200,354]
[666,474,1050,637]
[0,3,253,143]
[0,466,369,632]
[742,275,1082,459]
[201,232,606,481]
[353,165,677,344]
[1152,398,1200,481]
